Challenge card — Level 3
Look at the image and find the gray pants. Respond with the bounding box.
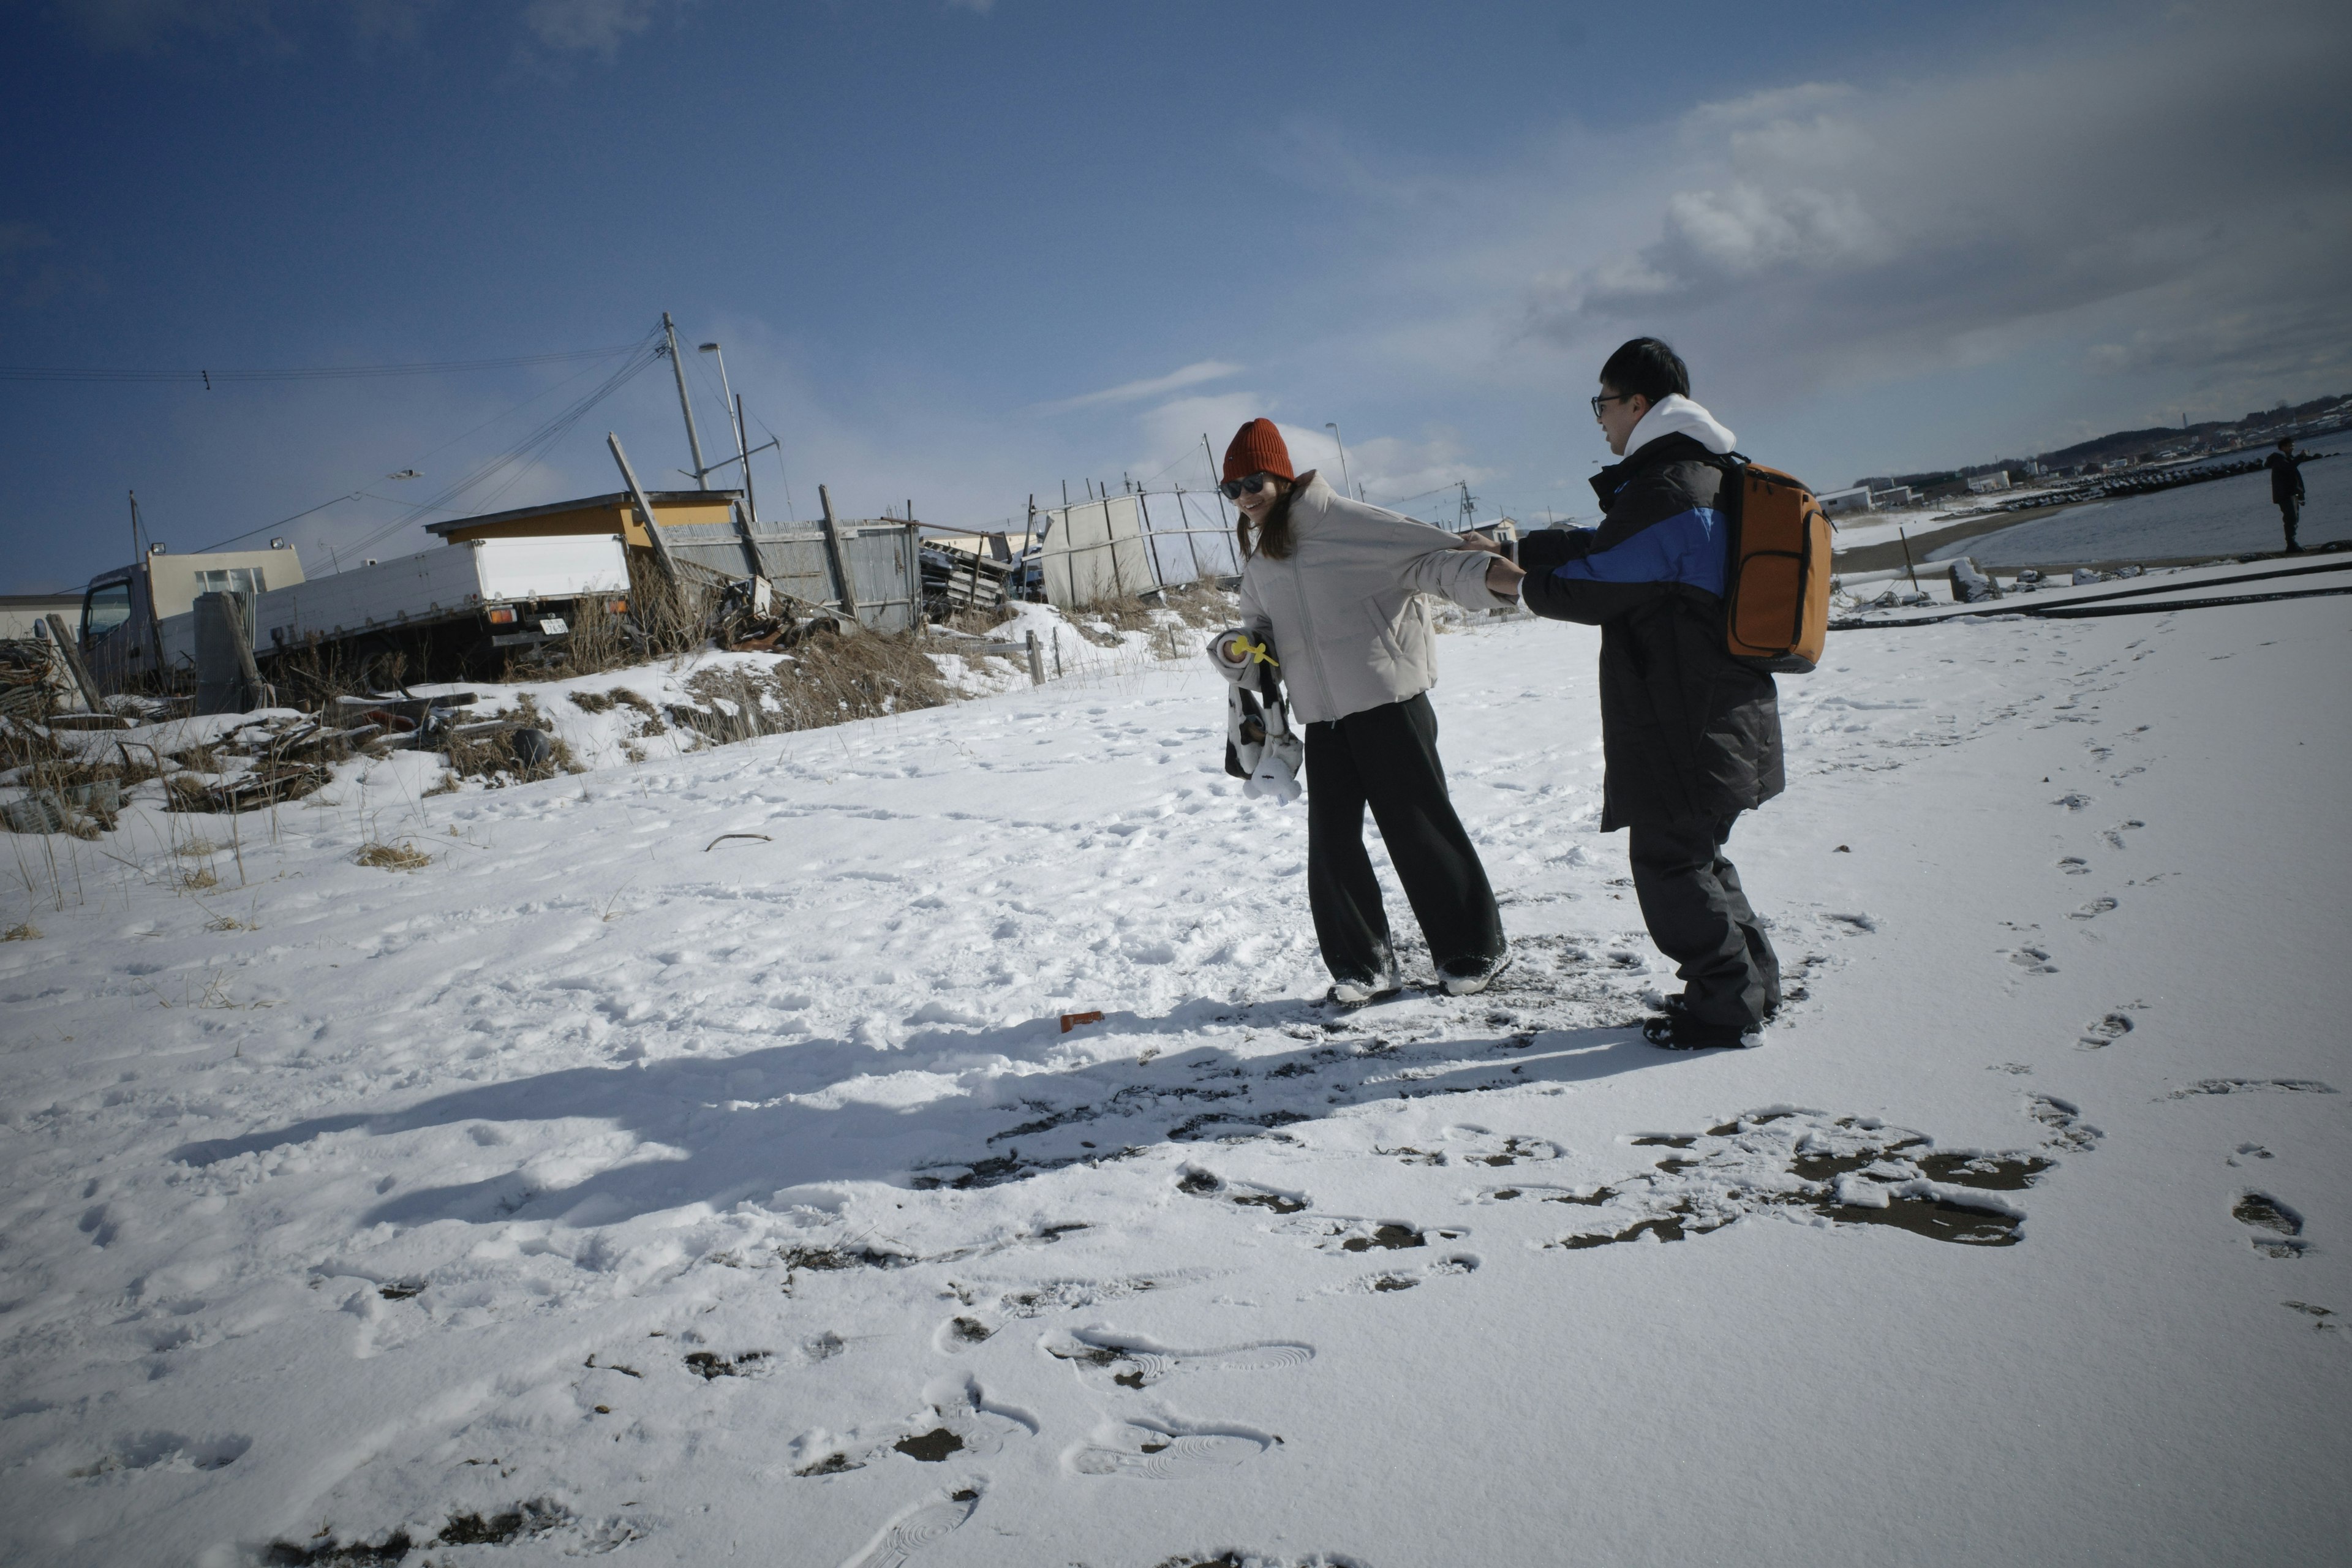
[1627,814,1780,1030]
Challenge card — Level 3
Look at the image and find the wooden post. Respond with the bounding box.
[44,614,107,712]
[818,484,861,621]
[606,432,682,587]
[228,597,270,709]
[1025,629,1044,685]
[1101,495,1128,600]
[1021,496,1036,601]
[729,497,764,579]
[903,519,920,630]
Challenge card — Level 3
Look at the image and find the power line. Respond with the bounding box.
[336,332,668,559]
[192,324,669,554]
[0,342,647,385]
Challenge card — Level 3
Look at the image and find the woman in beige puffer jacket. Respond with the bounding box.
[1221,418,1523,1004]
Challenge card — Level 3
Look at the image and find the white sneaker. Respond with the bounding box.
[1439,953,1512,997]
[1327,962,1403,1008]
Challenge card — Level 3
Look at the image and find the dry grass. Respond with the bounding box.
[447,695,583,786]
[355,840,433,870]
[1153,581,1241,628]
[2,922,39,941]
[554,592,630,676]
[674,630,949,744]
[176,867,219,891]
[266,639,374,717]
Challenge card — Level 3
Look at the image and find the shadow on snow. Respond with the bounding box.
[172,994,1695,1229]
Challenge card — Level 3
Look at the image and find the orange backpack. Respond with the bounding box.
[1724,459,1831,673]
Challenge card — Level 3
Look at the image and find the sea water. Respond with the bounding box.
[1927,445,2348,565]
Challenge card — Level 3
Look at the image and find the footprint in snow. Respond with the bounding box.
[2007,947,2060,974]
[1351,1253,1481,1294]
[933,1315,997,1352]
[2068,896,2118,920]
[2235,1194,2309,1259]
[793,1384,1032,1476]
[2078,1012,2135,1049]
[2283,1302,2338,1333]
[2056,856,2092,875]
[840,1488,979,1568]
[1041,1328,1313,1389]
[1067,1422,1274,1480]
[1174,1167,1310,1213]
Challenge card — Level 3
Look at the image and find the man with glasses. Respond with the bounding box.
[1510,339,1785,1049]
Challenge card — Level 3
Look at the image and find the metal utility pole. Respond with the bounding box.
[699,342,753,519]
[1325,423,1352,497]
[1203,434,1233,533]
[1457,480,1477,532]
[734,396,760,525]
[663,312,709,490]
[130,491,168,682]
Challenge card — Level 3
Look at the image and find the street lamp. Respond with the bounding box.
[1326,423,1364,503]
[1325,423,1354,499]
[699,342,756,522]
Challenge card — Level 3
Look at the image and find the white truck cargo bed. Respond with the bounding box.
[159,535,628,663]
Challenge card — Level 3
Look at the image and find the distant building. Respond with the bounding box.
[1869,486,1917,508]
[0,592,83,640]
[1966,472,2011,494]
[424,489,745,548]
[1817,485,1875,518]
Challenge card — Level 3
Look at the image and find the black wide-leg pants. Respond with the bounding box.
[1304,693,1506,984]
[1626,813,1781,1030]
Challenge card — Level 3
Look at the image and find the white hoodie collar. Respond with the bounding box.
[1623,393,1736,458]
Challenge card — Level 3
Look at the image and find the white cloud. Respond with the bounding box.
[1521,1,2352,410]
[1034,360,1245,414]
[521,0,688,55]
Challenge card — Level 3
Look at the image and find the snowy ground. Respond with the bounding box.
[2,595,2346,1567]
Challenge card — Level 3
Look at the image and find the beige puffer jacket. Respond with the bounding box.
[1237,472,1506,725]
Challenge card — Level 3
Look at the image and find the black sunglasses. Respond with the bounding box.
[1219,473,1278,500]
[1590,391,1637,420]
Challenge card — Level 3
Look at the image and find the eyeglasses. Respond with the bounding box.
[1219,473,1277,500]
[1590,391,1637,421]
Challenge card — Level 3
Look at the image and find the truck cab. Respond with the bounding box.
[80,543,305,693]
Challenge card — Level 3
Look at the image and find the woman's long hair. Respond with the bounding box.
[1237,472,1310,562]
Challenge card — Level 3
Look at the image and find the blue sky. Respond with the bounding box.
[4,0,2347,592]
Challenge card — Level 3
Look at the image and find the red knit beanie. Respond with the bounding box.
[1223,418,1294,482]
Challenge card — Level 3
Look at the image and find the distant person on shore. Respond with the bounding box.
[1221,418,1523,1005]
[2267,437,2306,552]
[1507,339,1784,1049]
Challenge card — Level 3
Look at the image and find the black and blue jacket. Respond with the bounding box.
[1520,431,1784,831]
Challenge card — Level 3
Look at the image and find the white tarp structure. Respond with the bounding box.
[1038,494,1154,608]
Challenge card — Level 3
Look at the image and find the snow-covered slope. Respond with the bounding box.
[2,599,2345,1567]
